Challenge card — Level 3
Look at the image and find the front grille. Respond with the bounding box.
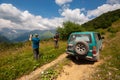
[67,46,73,50]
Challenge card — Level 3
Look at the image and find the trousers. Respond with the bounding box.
[33,48,39,60]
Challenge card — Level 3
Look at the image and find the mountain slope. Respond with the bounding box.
[41,31,54,39]
[0,35,10,42]
[82,9,120,30]
[0,28,30,40]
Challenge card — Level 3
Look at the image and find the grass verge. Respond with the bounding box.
[0,40,66,80]
[90,32,120,80]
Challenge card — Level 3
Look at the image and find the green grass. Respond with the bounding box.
[90,32,120,80]
[0,40,66,80]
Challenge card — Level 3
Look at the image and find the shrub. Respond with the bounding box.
[107,27,118,33]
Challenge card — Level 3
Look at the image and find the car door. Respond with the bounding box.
[97,33,102,50]
[95,33,102,52]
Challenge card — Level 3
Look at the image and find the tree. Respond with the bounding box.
[57,21,85,40]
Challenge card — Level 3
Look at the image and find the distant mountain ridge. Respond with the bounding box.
[0,28,30,40]
[0,35,10,42]
[0,27,56,42]
[12,29,56,42]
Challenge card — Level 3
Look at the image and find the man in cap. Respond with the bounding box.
[53,33,59,48]
[29,34,40,60]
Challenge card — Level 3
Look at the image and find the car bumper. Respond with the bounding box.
[85,56,97,61]
[66,50,97,61]
[66,50,75,55]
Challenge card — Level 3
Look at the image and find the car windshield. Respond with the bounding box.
[69,34,91,43]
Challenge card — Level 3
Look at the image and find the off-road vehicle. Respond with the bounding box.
[66,32,104,61]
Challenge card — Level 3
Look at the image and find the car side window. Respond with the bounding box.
[95,34,99,41]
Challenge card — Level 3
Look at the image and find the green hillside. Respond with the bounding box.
[41,31,54,39]
[82,9,120,30]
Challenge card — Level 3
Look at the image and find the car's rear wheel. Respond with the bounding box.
[74,41,89,55]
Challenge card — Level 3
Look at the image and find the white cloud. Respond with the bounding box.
[0,3,63,30]
[55,0,72,6]
[0,3,88,31]
[0,2,120,31]
[61,8,89,24]
[87,4,120,18]
[56,0,120,26]
[106,0,120,4]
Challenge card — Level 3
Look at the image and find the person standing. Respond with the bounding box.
[53,33,59,48]
[29,34,40,60]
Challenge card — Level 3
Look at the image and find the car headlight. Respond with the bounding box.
[67,44,74,50]
[68,44,73,46]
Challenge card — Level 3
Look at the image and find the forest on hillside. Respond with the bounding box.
[82,9,120,30]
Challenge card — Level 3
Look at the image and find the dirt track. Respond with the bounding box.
[17,54,103,80]
[57,56,103,80]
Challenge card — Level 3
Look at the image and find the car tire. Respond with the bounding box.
[74,41,89,55]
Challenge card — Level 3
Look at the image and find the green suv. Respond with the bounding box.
[66,32,104,61]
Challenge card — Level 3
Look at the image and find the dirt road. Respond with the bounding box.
[17,54,103,80]
[56,56,103,80]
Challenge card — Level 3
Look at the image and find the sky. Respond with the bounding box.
[0,0,120,31]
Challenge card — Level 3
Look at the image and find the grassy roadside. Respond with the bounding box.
[90,32,120,80]
[0,40,66,80]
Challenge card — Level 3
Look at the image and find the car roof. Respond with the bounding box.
[71,32,99,34]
